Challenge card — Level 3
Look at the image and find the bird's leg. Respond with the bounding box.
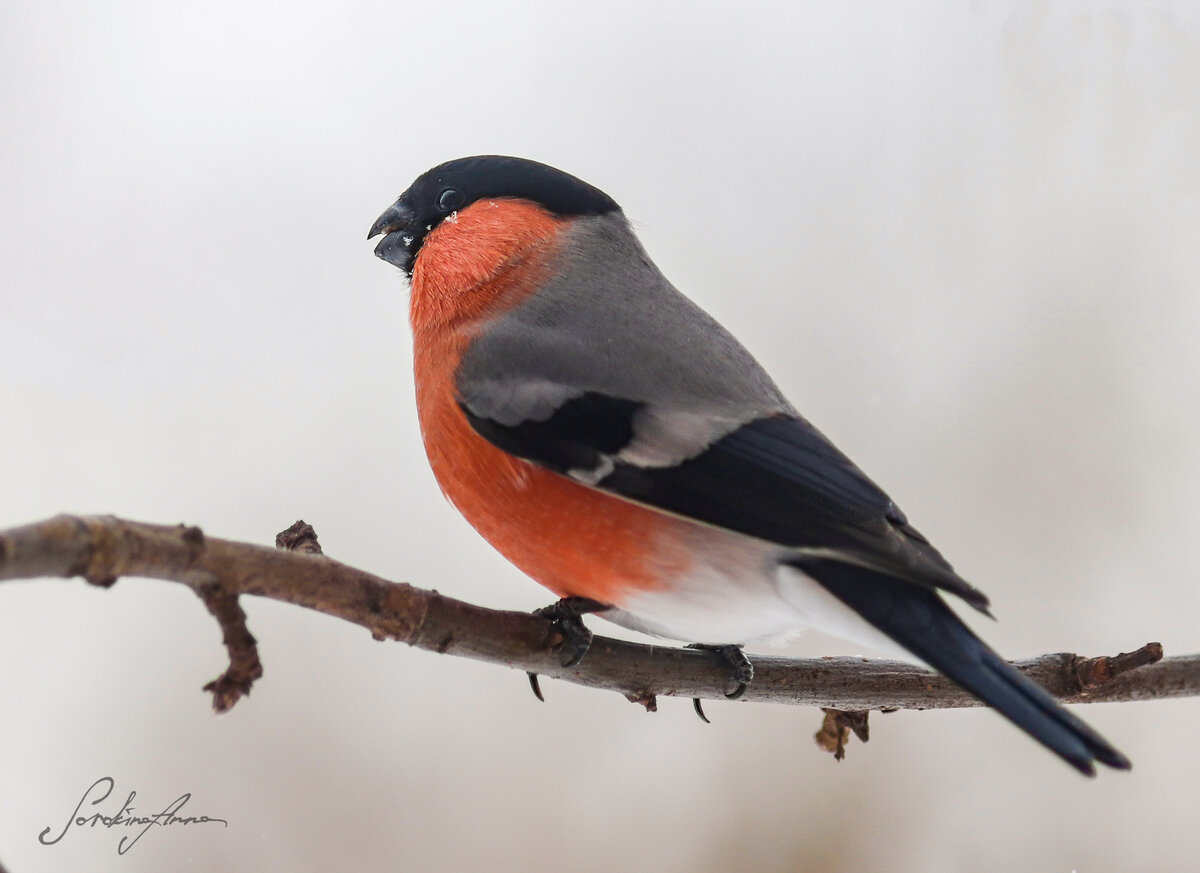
[687,644,754,721]
[533,597,610,668]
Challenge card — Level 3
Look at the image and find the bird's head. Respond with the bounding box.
[368,155,619,277]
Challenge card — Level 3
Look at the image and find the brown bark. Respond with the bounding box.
[0,515,1187,718]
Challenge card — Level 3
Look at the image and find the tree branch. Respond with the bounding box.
[0,515,1191,723]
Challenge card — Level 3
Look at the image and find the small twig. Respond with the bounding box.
[1074,643,1164,691]
[275,520,323,555]
[816,709,871,761]
[625,691,659,712]
[197,582,263,712]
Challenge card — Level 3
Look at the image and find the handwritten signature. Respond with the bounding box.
[39,777,228,855]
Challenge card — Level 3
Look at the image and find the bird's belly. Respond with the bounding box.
[610,528,908,654]
[603,527,803,645]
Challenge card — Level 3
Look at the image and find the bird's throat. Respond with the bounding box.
[409,198,565,334]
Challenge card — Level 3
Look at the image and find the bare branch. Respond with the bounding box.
[0,515,1192,715]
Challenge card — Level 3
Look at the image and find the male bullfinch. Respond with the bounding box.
[368,155,1129,775]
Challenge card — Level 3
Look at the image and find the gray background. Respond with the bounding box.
[2,2,1197,871]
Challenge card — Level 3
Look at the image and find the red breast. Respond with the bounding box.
[410,198,690,604]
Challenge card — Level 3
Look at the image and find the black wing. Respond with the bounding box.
[461,393,990,611]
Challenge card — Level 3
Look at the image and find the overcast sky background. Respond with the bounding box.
[2,2,1198,871]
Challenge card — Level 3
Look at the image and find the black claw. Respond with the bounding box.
[692,697,711,724]
[689,643,754,699]
[527,672,545,702]
[557,620,593,668]
[533,597,610,668]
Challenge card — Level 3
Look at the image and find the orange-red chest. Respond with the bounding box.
[408,200,687,604]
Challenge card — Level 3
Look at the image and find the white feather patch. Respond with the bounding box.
[596,523,913,660]
[568,455,614,486]
[775,564,911,659]
[470,380,583,427]
[616,408,746,468]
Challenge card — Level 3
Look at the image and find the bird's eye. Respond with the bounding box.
[436,188,465,212]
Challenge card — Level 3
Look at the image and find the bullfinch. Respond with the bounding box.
[368,155,1129,775]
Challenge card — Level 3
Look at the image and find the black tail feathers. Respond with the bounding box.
[796,559,1130,776]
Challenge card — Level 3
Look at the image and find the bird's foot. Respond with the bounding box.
[688,643,754,722]
[533,597,610,668]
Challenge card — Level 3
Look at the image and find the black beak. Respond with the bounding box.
[368,200,419,273]
[368,200,415,240]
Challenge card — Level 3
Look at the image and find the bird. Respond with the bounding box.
[368,155,1130,776]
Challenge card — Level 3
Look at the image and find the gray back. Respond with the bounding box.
[457,213,792,427]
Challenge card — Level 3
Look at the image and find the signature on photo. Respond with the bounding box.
[39,776,228,855]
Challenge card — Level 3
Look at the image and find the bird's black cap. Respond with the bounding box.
[368,155,620,274]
